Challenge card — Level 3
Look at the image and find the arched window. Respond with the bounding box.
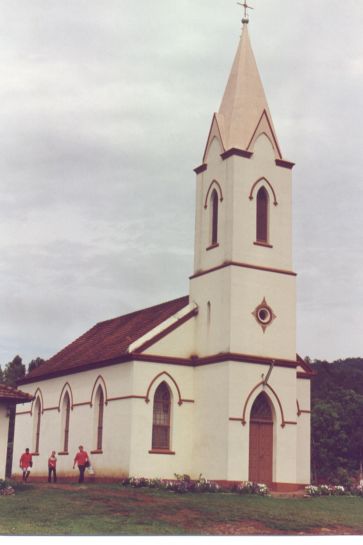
[95,386,104,451]
[33,398,41,454]
[210,189,219,245]
[250,392,273,422]
[152,382,171,450]
[61,392,71,453]
[256,186,269,243]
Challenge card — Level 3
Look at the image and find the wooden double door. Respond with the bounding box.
[248,393,273,484]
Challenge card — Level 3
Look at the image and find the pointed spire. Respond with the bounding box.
[204,21,282,161]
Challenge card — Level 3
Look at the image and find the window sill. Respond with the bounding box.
[90,450,103,455]
[148,449,175,455]
[254,241,273,249]
[206,243,219,251]
[57,451,69,456]
[31,452,40,456]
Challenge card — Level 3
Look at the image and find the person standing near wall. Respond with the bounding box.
[48,451,57,483]
[73,445,89,484]
[19,448,33,482]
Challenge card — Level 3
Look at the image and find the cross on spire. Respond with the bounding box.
[237,1,254,23]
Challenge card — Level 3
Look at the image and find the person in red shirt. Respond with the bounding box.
[48,451,57,483]
[19,448,33,482]
[73,445,89,483]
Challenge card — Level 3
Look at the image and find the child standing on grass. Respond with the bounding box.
[48,451,57,483]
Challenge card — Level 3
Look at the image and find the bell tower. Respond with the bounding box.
[189,14,296,362]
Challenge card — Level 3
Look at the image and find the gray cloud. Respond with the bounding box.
[0,1,362,366]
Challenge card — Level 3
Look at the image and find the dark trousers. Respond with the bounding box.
[78,464,86,483]
[48,466,57,483]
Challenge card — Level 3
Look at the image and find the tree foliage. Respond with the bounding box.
[0,355,45,386]
[2,355,26,387]
[28,357,45,374]
[311,358,363,484]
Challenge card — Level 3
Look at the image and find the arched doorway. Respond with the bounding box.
[248,392,273,484]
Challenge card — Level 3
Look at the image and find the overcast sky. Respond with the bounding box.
[0,0,362,367]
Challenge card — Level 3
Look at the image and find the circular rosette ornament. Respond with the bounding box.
[252,297,276,333]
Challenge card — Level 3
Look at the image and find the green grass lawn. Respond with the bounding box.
[0,482,362,536]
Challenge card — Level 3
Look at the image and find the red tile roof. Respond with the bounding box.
[22,296,189,383]
[0,384,34,403]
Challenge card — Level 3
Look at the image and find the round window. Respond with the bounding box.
[257,307,271,324]
[252,298,276,332]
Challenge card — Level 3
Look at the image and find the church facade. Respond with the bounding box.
[13,16,313,490]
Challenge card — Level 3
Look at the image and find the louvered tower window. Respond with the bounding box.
[211,189,219,245]
[256,186,269,243]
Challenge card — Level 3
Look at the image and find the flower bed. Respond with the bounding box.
[120,474,270,495]
[305,484,363,497]
[233,481,270,496]
[121,474,220,494]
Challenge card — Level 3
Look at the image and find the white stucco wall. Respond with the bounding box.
[190,267,232,356]
[13,363,135,479]
[226,362,298,484]
[144,317,196,359]
[0,404,9,480]
[191,130,296,361]
[194,133,293,276]
[193,362,230,480]
[296,378,311,484]
[190,264,296,360]
[128,361,194,479]
[13,359,196,481]
[13,356,310,485]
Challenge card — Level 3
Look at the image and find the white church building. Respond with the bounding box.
[13,14,313,491]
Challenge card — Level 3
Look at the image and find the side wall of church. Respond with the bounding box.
[13,363,135,479]
[0,404,10,480]
[128,361,195,479]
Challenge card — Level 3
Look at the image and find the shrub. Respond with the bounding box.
[305,484,348,497]
[121,475,270,496]
[120,477,151,488]
[121,474,220,494]
[305,485,320,497]
[0,479,15,496]
[352,484,363,497]
[194,474,220,493]
[234,481,270,496]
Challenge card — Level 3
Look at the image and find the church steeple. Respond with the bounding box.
[191,12,296,361]
[204,20,282,161]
